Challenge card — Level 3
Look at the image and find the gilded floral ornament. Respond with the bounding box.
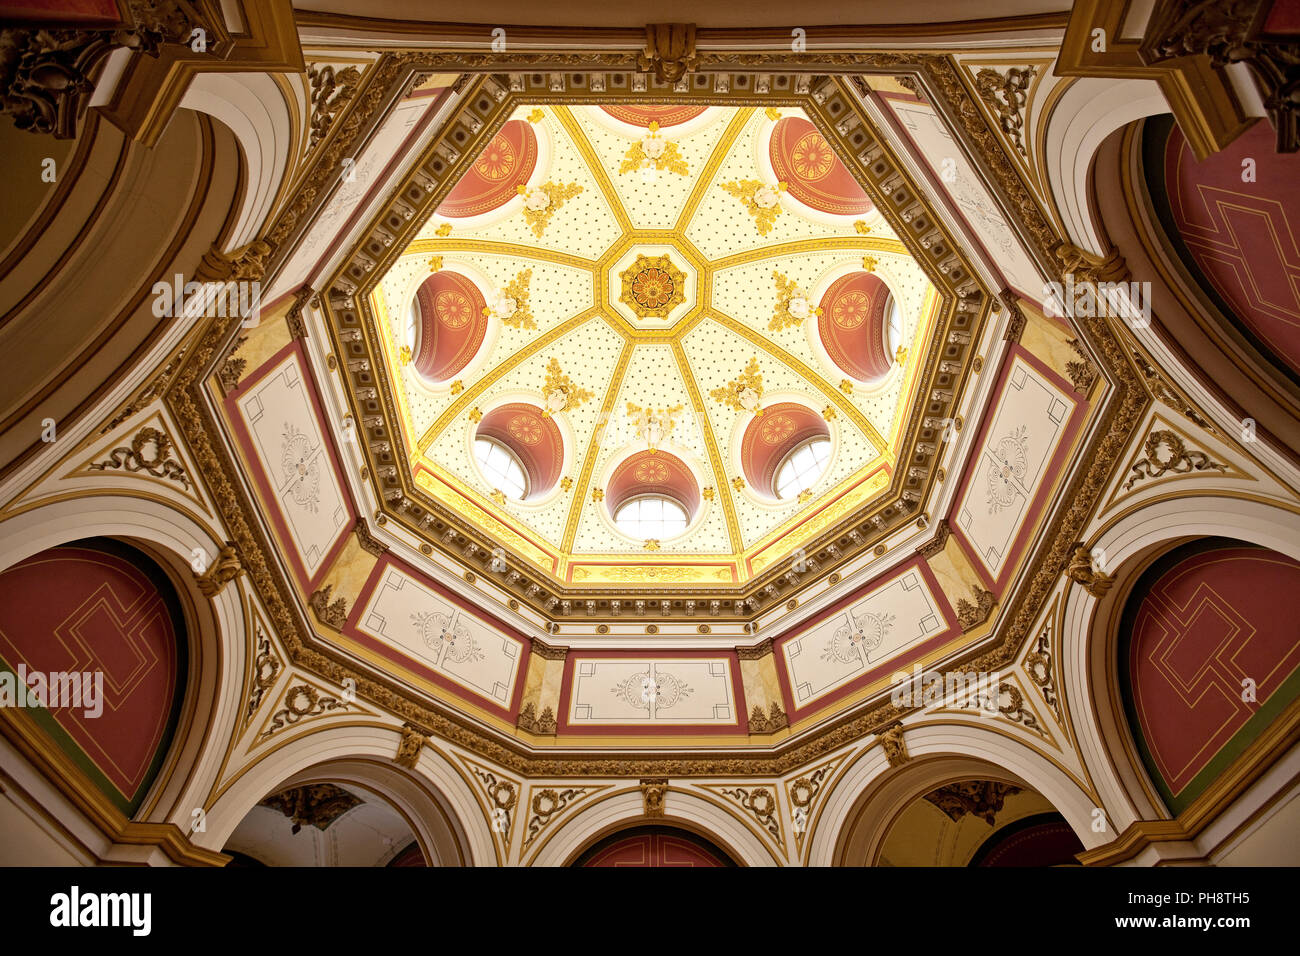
[854,220,872,235]
[427,255,443,272]
[517,181,584,237]
[627,402,683,453]
[839,379,854,395]
[483,268,535,329]
[490,489,507,506]
[398,345,412,366]
[701,486,715,501]
[468,407,483,423]
[770,271,820,332]
[720,179,786,235]
[541,357,594,416]
[591,487,605,502]
[434,223,452,237]
[619,121,689,178]
[710,357,764,415]
[619,254,686,319]
[644,539,660,551]
[527,108,545,124]
[862,255,879,272]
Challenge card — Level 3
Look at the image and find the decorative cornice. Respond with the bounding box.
[309,584,349,631]
[529,639,568,661]
[0,1,216,139]
[735,638,774,660]
[915,517,952,557]
[353,516,388,557]
[956,585,996,633]
[1139,0,1299,153]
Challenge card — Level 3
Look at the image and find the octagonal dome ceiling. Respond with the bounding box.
[371,103,938,587]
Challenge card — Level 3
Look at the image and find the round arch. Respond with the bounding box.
[0,493,243,836]
[1061,494,1300,830]
[530,787,780,867]
[810,721,1104,866]
[197,723,486,866]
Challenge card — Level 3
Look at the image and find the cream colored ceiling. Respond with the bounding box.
[373,102,938,580]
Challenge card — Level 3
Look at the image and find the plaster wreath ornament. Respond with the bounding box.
[753,184,781,208]
[619,121,689,179]
[483,268,535,329]
[516,181,583,237]
[522,187,551,211]
[720,179,788,234]
[492,292,518,319]
[770,270,822,331]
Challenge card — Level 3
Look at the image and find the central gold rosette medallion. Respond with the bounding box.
[619,253,687,320]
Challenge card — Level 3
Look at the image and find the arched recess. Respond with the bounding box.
[197,724,485,866]
[222,777,425,867]
[607,450,701,519]
[1089,117,1300,457]
[816,272,897,384]
[0,539,187,817]
[178,71,297,249]
[530,787,779,867]
[0,493,241,847]
[768,115,873,217]
[0,109,245,477]
[740,401,829,500]
[436,119,539,219]
[1118,538,1300,816]
[811,723,1104,867]
[874,780,1083,867]
[409,270,489,383]
[572,825,737,866]
[1061,495,1300,831]
[474,402,564,500]
[1043,76,1170,255]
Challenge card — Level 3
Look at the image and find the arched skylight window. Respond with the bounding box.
[884,294,903,361]
[406,297,420,352]
[614,494,688,539]
[774,437,831,499]
[474,438,527,500]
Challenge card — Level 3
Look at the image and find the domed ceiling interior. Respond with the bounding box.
[374,103,937,585]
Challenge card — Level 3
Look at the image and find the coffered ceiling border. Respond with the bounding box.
[160,49,1149,778]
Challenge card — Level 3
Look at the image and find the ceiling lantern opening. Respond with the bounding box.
[435,119,539,219]
[817,271,900,383]
[408,270,488,384]
[741,402,831,500]
[607,450,700,542]
[474,403,563,502]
